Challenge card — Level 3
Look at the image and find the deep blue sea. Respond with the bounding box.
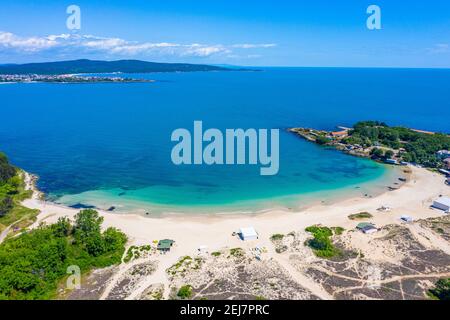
[1,68,449,213]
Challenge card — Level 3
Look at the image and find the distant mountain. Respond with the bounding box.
[0,59,235,75]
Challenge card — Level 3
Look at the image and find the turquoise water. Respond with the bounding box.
[1,68,449,213]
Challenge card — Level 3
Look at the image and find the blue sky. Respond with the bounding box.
[0,0,449,67]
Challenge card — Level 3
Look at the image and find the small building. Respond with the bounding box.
[437,150,450,159]
[400,215,413,223]
[157,239,175,252]
[331,130,348,138]
[432,197,450,212]
[239,227,258,241]
[356,222,378,234]
[384,158,398,165]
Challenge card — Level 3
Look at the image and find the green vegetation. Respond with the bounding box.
[211,251,221,257]
[305,225,342,258]
[331,227,345,235]
[270,233,284,241]
[229,247,244,258]
[428,278,450,300]
[344,121,450,167]
[348,212,373,220]
[0,153,39,233]
[316,135,331,145]
[177,285,193,299]
[0,209,127,299]
[168,256,203,275]
[123,244,152,263]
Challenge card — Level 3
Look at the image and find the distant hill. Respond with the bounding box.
[0,59,236,75]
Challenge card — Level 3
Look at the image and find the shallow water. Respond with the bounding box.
[1,68,449,213]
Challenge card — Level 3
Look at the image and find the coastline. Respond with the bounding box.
[49,163,405,217]
[22,165,448,249]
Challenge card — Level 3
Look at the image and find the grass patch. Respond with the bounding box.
[0,170,39,233]
[177,285,193,299]
[270,234,284,241]
[348,212,373,220]
[305,225,342,259]
[211,251,221,257]
[123,244,153,263]
[331,227,345,235]
[229,247,244,258]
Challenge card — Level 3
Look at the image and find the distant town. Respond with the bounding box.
[0,74,154,83]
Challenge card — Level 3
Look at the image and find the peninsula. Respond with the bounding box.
[290,121,450,172]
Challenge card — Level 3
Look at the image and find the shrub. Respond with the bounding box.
[270,234,284,241]
[348,212,373,220]
[177,285,193,299]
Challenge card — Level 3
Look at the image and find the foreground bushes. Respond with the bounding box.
[0,209,127,300]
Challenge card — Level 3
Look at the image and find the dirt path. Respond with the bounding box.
[407,223,450,255]
[311,264,450,285]
[269,252,334,300]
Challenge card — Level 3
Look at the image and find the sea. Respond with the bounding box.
[1,67,449,214]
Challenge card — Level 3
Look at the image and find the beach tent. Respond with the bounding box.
[432,197,450,212]
[400,215,413,223]
[239,227,258,241]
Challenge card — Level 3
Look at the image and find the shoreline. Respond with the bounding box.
[47,163,406,217]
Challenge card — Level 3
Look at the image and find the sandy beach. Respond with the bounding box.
[23,166,449,253]
[19,165,449,299]
[22,166,447,252]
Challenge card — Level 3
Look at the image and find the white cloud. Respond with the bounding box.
[0,31,58,52]
[0,31,276,59]
[232,43,276,49]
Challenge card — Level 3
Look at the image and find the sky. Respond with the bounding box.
[0,0,449,67]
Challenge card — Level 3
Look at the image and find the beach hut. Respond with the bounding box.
[157,239,175,252]
[239,227,258,241]
[432,197,450,212]
[356,222,378,234]
[384,159,398,165]
[400,215,413,223]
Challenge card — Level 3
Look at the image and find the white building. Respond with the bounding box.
[239,227,258,241]
[432,197,450,212]
[400,215,413,223]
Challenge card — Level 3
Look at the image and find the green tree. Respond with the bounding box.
[316,135,331,145]
[51,217,72,237]
[429,278,450,300]
[0,152,16,184]
[370,148,384,158]
[73,209,103,243]
[384,150,394,159]
[177,285,193,299]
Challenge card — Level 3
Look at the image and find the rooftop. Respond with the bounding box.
[434,197,450,206]
[356,222,375,229]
